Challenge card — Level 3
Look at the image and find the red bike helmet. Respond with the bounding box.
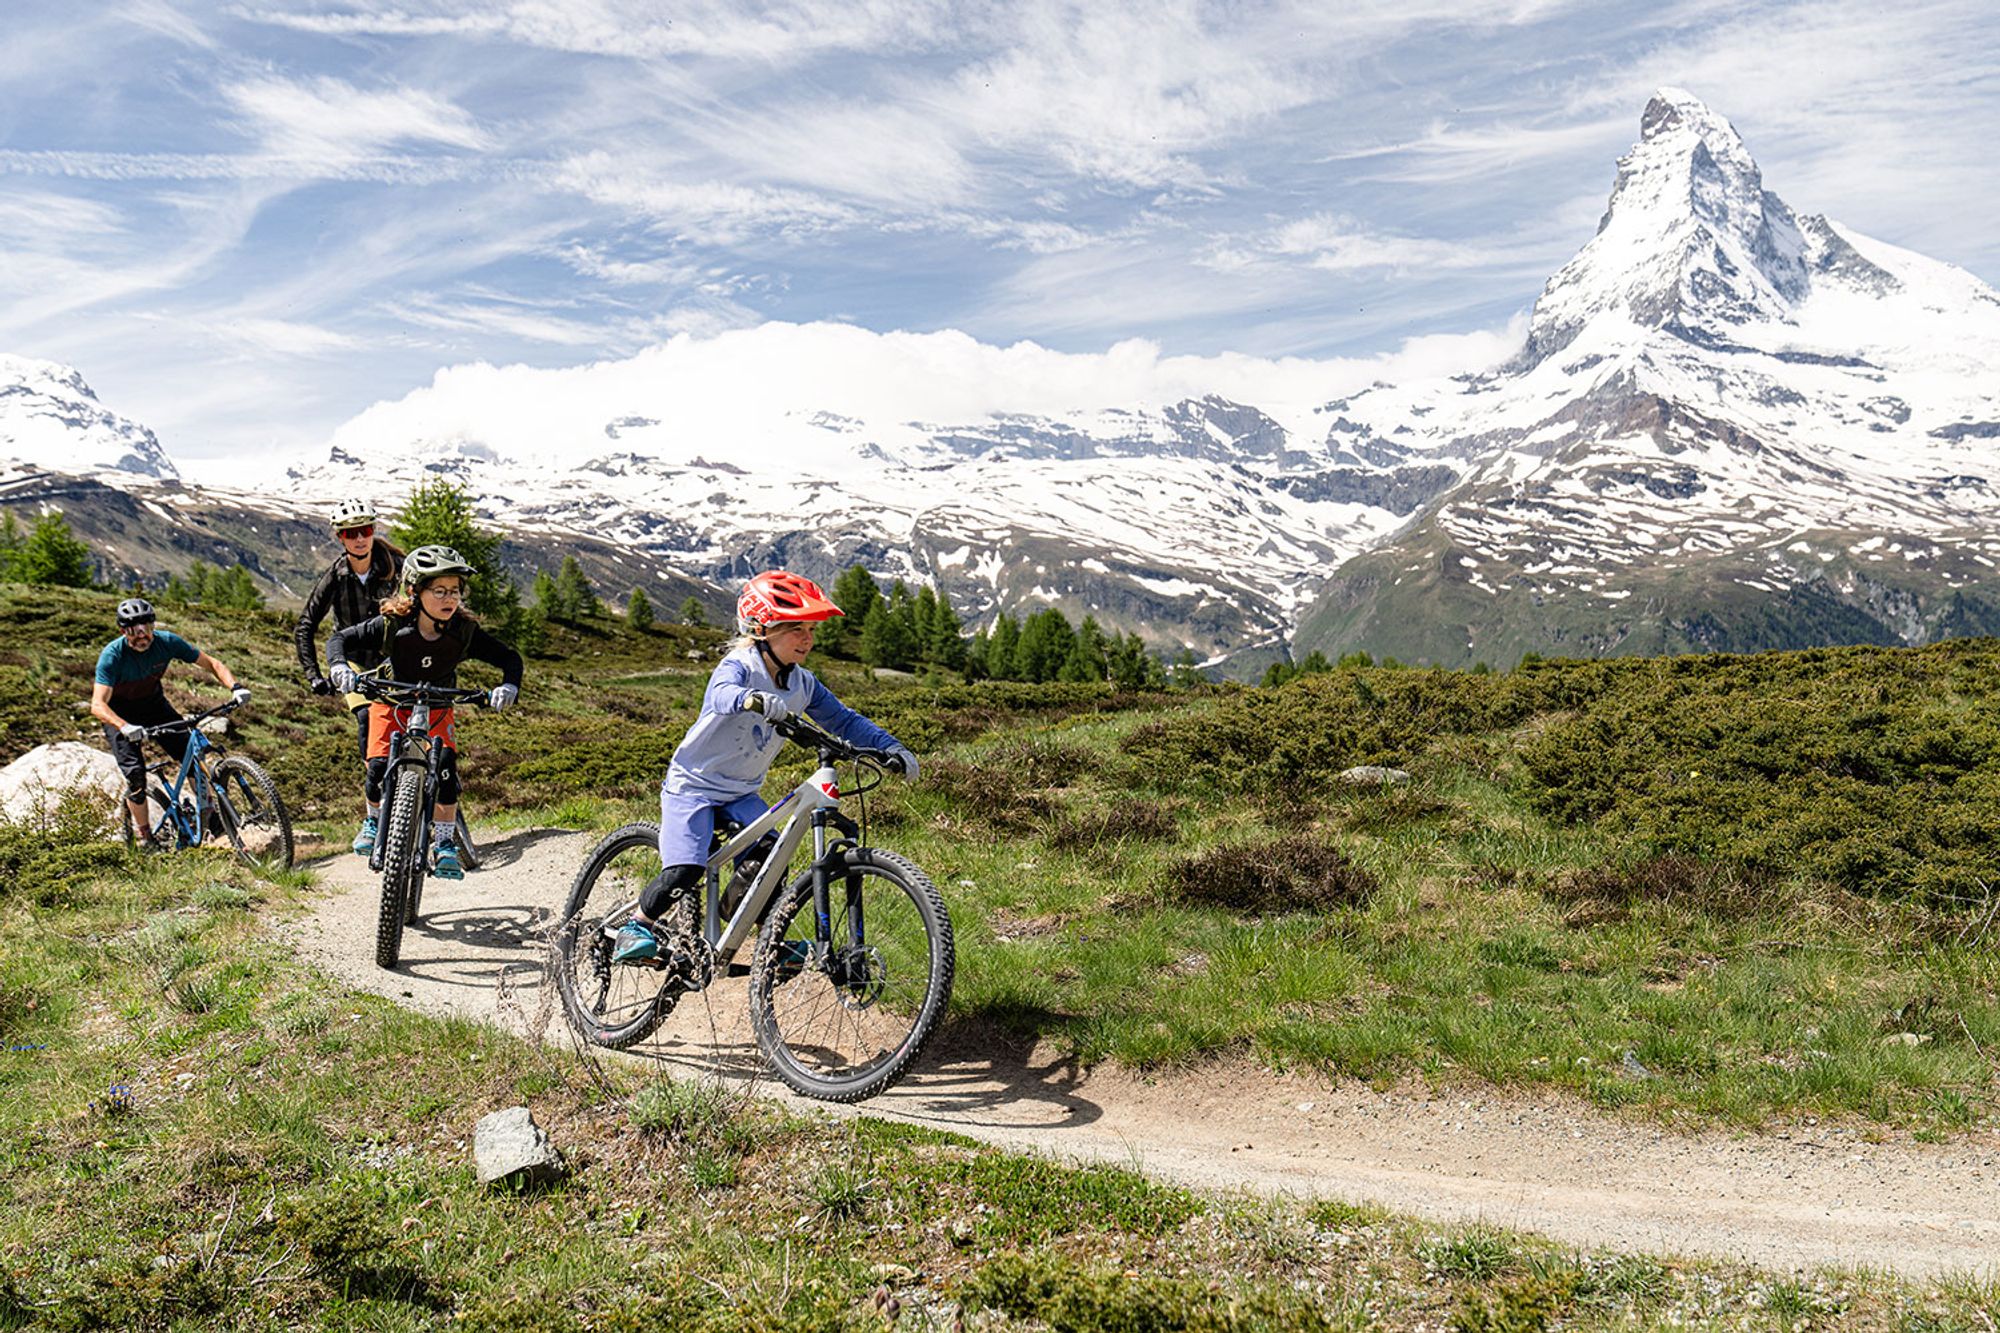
[736,570,843,636]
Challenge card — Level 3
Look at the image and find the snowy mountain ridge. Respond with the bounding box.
[4,89,1998,672]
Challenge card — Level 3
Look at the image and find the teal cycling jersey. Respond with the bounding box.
[94,630,201,703]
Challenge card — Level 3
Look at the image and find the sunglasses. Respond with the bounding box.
[121,622,155,636]
[338,524,375,540]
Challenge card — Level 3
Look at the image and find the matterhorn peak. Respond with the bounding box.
[1515,89,1818,368]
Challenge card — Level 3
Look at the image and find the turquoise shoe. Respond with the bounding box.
[612,921,659,964]
[432,840,464,880]
[350,815,377,856]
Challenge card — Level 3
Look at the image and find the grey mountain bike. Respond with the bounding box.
[554,714,953,1103]
[354,676,495,969]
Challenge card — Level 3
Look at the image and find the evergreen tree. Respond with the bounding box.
[822,564,879,655]
[965,628,991,681]
[554,555,599,620]
[1170,646,1203,688]
[1107,631,1149,691]
[860,598,919,671]
[678,595,706,627]
[11,511,94,587]
[533,569,565,622]
[626,587,655,630]
[392,478,528,637]
[1015,608,1076,683]
[0,511,22,580]
[987,612,1022,681]
[927,586,967,670]
[1063,615,1109,683]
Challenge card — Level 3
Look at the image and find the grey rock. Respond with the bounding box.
[1620,1050,1658,1080]
[1337,765,1409,786]
[474,1106,565,1189]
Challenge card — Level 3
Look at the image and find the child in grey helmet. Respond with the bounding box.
[613,569,917,963]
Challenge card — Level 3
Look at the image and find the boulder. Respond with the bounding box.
[0,743,124,826]
[1337,765,1410,786]
[473,1106,566,1190]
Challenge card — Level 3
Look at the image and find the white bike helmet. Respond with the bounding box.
[328,499,377,531]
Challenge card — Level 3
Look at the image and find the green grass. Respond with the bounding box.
[9,582,2000,1132]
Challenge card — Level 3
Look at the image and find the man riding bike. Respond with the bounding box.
[293,499,403,854]
[91,597,251,849]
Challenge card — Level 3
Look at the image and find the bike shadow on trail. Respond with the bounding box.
[620,1006,1104,1132]
[460,826,580,871]
[394,904,555,990]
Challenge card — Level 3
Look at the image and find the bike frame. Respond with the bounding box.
[367,695,448,875]
[140,706,231,846]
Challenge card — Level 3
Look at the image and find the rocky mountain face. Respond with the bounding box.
[3,90,1995,675]
[1292,88,2000,666]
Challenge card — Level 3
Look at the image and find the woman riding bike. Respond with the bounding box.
[613,569,919,963]
[326,545,522,879]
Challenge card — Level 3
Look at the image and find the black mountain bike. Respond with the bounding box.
[356,677,494,969]
[554,714,953,1103]
[120,700,294,868]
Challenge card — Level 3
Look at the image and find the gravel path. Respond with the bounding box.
[283,827,2000,1279]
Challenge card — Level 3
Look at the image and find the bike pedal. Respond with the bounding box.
[726,961,752,977]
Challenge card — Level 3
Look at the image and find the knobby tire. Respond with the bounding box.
[555,822,696,1049]
[749,848,953,1103]
[374,765,426,969]
[212,755,294,869]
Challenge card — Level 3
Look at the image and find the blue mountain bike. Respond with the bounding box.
[120,700,294,868]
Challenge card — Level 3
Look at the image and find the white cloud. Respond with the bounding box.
[553,150,859,242]
[1261,214,1494,272]
[223,75,493,167]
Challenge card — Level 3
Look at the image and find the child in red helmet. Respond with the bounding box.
[613,570,917,963]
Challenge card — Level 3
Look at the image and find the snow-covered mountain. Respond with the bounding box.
[1292,88,2000,665]
[4,89,1997,673]
[0,354,177,481]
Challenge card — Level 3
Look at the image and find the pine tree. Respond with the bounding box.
[554,555,599,620]
[822,565,879,654]
[626,587,655,631]
[928,586,967,671]
[0,511,22,581]
[533,569,565,622]
[987,613,1022,681]
[1016,608,1076,683]
[860,599,918,671]
[11,511,95,588]
[1064,615,1109,683]
[678,596,706,627]
[392,478,527,637]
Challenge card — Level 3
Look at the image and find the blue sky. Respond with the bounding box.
[2,0,1996,460]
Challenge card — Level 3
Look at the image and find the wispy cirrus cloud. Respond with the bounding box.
[223,74,492,164]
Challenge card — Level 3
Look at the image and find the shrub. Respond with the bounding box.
[965,1254,1341,1333]
[1164,833,1378,914]
[1048,800,1180,851]
[1538,855,1770,924]
[921,755,1059,834]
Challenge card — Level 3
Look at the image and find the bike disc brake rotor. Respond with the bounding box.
[831,945,887,1010]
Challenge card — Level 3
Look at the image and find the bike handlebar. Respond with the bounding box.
[352,676,495,708]
[771,713,897,771]
[136,698,242,738]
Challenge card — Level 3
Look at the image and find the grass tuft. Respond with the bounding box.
[1164,833,1379,914]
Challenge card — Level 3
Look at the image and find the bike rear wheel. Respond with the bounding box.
[554,822,698,1049]
[211,755,294,869]
[749,848,953,1103]
[452,809,482,871]
[374,765,426,968]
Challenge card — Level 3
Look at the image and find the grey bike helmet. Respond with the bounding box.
[116,597,156,627]
[399,543,476,595]
[328,498,377,531]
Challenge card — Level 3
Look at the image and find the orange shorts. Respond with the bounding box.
[366,702,456,760]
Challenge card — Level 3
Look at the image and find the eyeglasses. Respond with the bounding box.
[421,585,465,600]
[121,622,155,637]
[338,525,375,540]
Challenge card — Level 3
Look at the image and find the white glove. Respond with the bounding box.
[330,666,358,694]
[231,686,252,706]
[488,683,518,711]
[748,691,792,724]
[119,723,145,743]
[887,746,919,782]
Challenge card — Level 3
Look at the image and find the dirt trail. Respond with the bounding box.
[284,828,2000,1280]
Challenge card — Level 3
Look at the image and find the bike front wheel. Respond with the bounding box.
[554,822,698,1050]
[211,756,294,869]
[374,766,426,968]
[749,848,954,1103]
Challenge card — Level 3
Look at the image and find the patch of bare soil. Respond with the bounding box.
[283,828,2000,1279]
